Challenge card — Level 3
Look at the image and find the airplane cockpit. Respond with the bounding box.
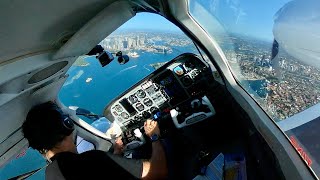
[1,0,320,179]
[105,54,214,133]
[103,53,217,153]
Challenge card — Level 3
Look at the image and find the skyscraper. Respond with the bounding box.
[123,40,128,49]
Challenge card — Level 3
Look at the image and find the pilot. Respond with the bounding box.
[22,101,168,180]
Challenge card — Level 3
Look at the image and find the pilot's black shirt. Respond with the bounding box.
[50,150,143,180]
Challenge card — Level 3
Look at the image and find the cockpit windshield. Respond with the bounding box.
[59,13,200,123]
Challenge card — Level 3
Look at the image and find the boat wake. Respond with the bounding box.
[119,65,138,73]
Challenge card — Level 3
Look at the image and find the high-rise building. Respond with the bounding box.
[136,36,140,47]
[128,38,133,49]
[123,40,128,49]
[139,37,145,46]
[132,39,137,48]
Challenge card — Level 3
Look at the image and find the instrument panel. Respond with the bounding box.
[110,80,168,124]
[104,53,214,128]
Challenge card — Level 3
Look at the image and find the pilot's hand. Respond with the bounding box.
[144,119,160,138]
[113,137,124,155]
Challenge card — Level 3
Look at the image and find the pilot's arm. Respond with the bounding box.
[141,119,168,180]
[113,137,125,155]
[109,119,168,179]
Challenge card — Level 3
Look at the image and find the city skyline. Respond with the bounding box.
[100,31,191,54]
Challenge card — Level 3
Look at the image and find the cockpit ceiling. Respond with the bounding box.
[0,0,163,64]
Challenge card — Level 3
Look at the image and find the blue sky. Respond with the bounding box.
[209,0,290,40]
[118,0,291,40]
[118,13,180,32]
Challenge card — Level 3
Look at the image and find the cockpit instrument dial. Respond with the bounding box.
[181,75,193,87]
[120,112,129,119]
[114,104,123,112]
[136,90,146,98]
[117,117,123,122]
[135,102,145,111]
[129,94,138,104]
[143,98,153,107]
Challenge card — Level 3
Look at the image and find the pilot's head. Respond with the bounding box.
[22,101,76,154]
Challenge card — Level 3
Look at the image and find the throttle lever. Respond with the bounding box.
[170,109,183,129]
[134,128,145,143]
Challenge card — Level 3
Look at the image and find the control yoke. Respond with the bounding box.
[170,96,215,129]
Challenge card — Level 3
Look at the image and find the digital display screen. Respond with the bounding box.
[119,98,136,115]
[154,70,188,106]
[173,65,185,76]
[160,77,173,86]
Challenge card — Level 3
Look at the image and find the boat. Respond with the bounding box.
[128,51,140,58]
[86,78,92,83]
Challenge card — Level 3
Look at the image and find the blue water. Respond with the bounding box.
[247,79,269,98]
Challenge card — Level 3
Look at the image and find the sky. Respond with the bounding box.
[117,0,291,41]
[118,13,180,32]
[204,0,291,40]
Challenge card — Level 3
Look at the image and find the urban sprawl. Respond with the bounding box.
[222,35,320,120]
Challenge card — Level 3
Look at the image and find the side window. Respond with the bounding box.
[189,0,320,177]
[76,136,95,153]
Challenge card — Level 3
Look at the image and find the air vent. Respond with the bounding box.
[28,61,68,84]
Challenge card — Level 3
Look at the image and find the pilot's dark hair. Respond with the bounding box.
[22,101,73,153]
